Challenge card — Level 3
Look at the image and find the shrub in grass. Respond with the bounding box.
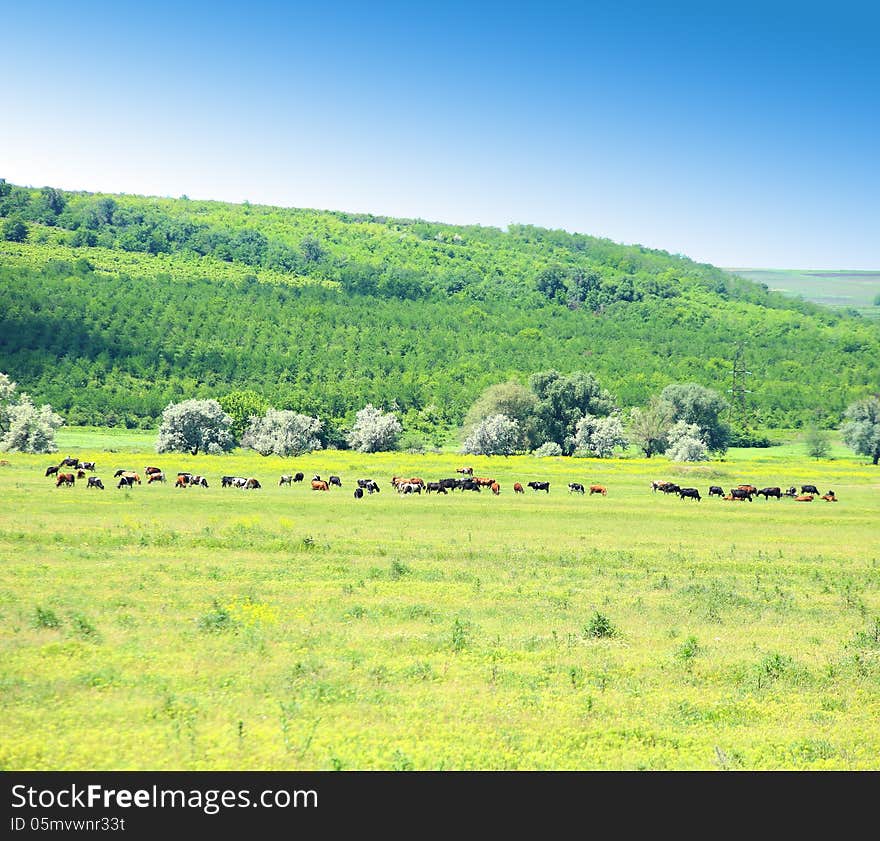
[33,606,61,629]
[198,600,236,633]
[584,611,618,639]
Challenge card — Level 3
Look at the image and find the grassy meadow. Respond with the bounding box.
[1,430,879,770]
[727,268,880,317]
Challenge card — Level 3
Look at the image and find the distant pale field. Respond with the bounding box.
[1,430,879,770]
[726,268,880,316]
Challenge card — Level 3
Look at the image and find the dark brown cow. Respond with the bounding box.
[55,473,75,487]
[45,465,60,477]
[513,482,524,494]
[76,469,87,479]
[491,482,500,495]
[144,466,162,476]
[245,478,261,489]
[312,480,329,491]
[738,485,758,495]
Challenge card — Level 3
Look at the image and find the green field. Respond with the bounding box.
[727,268,880,317]
[2,430,879,770]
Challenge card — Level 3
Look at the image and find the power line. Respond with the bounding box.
[727,341,753,427]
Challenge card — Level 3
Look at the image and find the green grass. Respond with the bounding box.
[727,268,880,317]
[1,430,879,770]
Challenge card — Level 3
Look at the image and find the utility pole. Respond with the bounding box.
[727,341,752,428]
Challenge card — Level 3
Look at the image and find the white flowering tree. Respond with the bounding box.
[666,420,709,462]
[242,409,323,456]
[532,441,563,457]
[461,413,520,456]
[573,412,628,457]
[841,396,880,465]
[1,391,64,454]
[156,399,235,455]
[347,404,402,452]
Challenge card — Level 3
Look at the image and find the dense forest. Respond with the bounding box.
[1,179,877,432]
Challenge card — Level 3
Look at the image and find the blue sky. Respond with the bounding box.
[3,1,878,268]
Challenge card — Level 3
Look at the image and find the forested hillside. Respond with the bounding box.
[1,180,877,431]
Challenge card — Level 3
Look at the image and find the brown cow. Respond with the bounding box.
[491,482,500,495]
[175,475,188,488]
[144,466,163,476]
[147,472,166,484]
[311,480,329,491]
[821,493,838,502]
[55,473,75,487]
[513,482,524,494]
[738,485,758,494]
[475,477,495,487]
[589,485,607,496]
[76,469,87,479]
[794,495,814,502]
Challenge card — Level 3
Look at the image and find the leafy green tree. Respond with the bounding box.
[660,383,731,453]
[529,370,616,453]
[841,396,880,464]
[804,423,831,460]
[301,235,325,263]
[463,381,536,438]
[156,399,235,455]
[628,397,675,457]
[2,218,28,242]
[219,390,270,438]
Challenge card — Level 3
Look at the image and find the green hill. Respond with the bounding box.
[1,180,877,431]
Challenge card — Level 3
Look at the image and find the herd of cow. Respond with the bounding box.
[42,458,610,499]
[650,480,838,502]
[42,455,838,505]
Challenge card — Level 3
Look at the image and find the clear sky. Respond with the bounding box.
[2,0,878,268]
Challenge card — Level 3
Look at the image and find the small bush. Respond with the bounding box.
[675,635,701,663]
[451,617,471,651]
[70,613,98,639]
[198,600,236,633]
[584,611,618,639]
[33,606,61,629]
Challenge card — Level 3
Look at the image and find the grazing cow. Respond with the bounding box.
[784,486,797,497]
[399,482,422,495]
[79,461,96,471]
[512,482,523,494]
[113,469,126,478]
[87,477,104,490]
[456,467,473,475]
[45,465,60,477]
[459,479,481,492]
[679,487,701,501]
[59,456,79,468]
[708,485,724,498]
[190,476,209,488]
[175,475,188,488]
[358,479,380,494]
[279,475,293,486]
[660,483,681,494]
[589,485,607,496]
[568,482,585,494]
[652,480,672,493]
[245,478,261,489]
[144,466,162,476]
[293,472,305,483]
[528,481,550,493]
[425,482,446,494]
[474,477,495,488]
[821,491,837,502]
[311,480,329,491]
[231,477,248,488]
[491,482,500,495]
[756,487,782,500]
[794,494,814,502]
[329,476,342,488]
[801,485,820,496]
[354,487,364,499]
[76,469,87,479]
[221,476,234,487]
[117,475,137,489]
[55,472,75,487]
[147,472,166,484]
[729,488,753,501]
[438,478,458,492]
[738,485,758,495]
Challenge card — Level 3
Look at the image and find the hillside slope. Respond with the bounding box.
[1,181,877,430]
